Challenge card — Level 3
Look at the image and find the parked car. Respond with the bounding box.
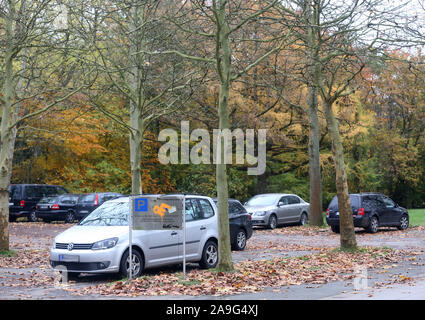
[35,194,81,223]
[75,192,123,221]
[326,193,409,234]
[244,193,310,229]
[212,198,253,251]
[50,195,218,278]
[8,184,69,222]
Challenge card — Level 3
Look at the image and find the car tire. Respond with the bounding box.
[9,216,16,222]
[267,214,277,230]
[65,211,75,224]
[119,248,144,279]
[28,210,37,222]
[199,240,218,269]
[397,214,409,230]
[331,225,340,233]
[299,213,308,226]
[366,215,379,233]
[232,229,247,251]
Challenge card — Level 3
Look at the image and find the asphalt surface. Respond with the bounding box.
[1,221,425,300]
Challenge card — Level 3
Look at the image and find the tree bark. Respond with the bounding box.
[215,0,233,272]
[323,100,357,249]
[305,0,323,226]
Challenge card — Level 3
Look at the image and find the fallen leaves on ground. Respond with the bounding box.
[66,247,416,297]
[0,249,50,268]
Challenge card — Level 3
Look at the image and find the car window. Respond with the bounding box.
[39,197,58,204]
[279,197,289,205]
[60,196,77,205]
[55,187,68,195]
[79,201,128,226]
[79,194,96,203]
[25,186,43,198]
[102,194,116,203]
[246,195,279,206]
[45,186,59,196]
[198,199,215,218]
[185,199,200,221]
[9,185,21,199]
[380,196,395,208]
[229,202,240,214]
[288,196,300,204]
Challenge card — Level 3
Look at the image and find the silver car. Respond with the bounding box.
[50,195,219,278]
[244,193,310,229]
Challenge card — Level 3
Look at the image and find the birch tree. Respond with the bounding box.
[0,0,88,250]
[67,0,198,195]
[167,0,291,271]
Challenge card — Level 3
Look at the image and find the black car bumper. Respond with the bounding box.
[36,210,68,220]
[326,216,370,228]
[9,209,30,217]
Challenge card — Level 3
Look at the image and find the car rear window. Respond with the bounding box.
[39,197,59,204]
[328,195,360,210]
[79,194,96,203]
[9,185,21,199]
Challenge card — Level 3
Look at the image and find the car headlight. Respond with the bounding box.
[254,211,267,216]
[92,237,119,250]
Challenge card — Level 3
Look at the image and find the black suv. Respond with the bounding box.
[75,192,123,220]
[213,198,253,251]
[9,184,69,222]
[35,194,81,223]
[326,193,409,233]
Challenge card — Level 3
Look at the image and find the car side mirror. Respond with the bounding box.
[277,202,284,207]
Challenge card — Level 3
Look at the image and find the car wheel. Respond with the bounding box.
[9,216,16,222]
[397,214,409,230]
[233,229,247,251]
[120,248,144,279]
[366,216,379,233]
[331,225,340,233]
[299,213,308,226]
[199,240,218,269]
[268,214,277,230]
[65,211,75,224]
[28,210,37,222]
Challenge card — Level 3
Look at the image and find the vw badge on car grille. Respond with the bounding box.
[67,243,74,251]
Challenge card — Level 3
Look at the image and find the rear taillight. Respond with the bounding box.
[20,200,25,207]
[358,208,365,216]
[94,194,99,206]
[326,208,330,217]
[51,204,60,210]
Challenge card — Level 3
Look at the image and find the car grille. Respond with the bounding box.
[55,243,93,250]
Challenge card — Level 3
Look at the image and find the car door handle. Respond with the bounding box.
[171,231,178,236]
[200,226,206,230]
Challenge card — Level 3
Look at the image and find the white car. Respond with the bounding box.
[50,195,219,278]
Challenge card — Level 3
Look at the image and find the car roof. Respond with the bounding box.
[110,194,213,202]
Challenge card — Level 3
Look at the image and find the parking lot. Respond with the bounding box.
[1,221,425,299]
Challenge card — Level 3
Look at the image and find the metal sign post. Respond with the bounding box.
[182,195,186,280]
[128,196,133,281]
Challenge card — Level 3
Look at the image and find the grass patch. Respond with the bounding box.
[177,279,202,286]
[408,209,425,227]
[0,250,16,257]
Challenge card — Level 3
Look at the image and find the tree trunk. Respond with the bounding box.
[215,0,233,272]
[129,1,144,195]
[0,8,15,250]
[323,101,357,250]
[306,0,323,226]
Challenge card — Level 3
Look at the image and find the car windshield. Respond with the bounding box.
[79,201,128,226]
[245,195,279,206]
